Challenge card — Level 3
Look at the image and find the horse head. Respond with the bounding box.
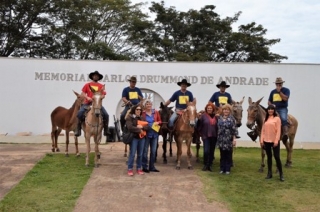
[232,96,245,127]
[185,100,197,127]
[89,85,105,117]
[159,102,173,130]
[73,90,86,107]
[246,97,263,129]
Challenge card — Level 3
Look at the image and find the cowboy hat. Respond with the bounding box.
[177,79,191,87]
[128,76,137,82]
[89,71,103,81]
[274,77,285,84]
[216,81,230,88]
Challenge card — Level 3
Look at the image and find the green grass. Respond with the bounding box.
[193,147,320,212]
[0,153,94,212]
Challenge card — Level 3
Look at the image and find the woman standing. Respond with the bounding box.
[197,103,218,172]
[260,104,284,181]
[141,100,162,173]
[125,105,149,176]
[217,104,237,174]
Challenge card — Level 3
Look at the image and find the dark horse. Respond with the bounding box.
[246,97,298,172]
[158,102,173,164]
[50,91,85,157]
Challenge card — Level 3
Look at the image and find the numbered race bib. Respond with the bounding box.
[178,96,189,104]
[273,93,282,102]
[218,96,228,104]
[129,91,138,99]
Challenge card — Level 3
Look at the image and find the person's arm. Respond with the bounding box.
[274,117,281,146]
[126,117,143,133]
[279,88,290,101]
[164,99,171,106]
[260,123,265,146]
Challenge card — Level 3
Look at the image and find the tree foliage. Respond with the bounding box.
[0,0,287,62]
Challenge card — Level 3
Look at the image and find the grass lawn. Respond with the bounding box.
[0,153,94,212]
[194,147,320,212]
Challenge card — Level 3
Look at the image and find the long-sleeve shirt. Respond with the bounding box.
[197,113,218,139]
[260,116,281,144]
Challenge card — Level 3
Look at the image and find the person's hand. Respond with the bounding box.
[232,140,236,147]
[260,142,264,148]
[137,125,143,129]
[101,95,105,99]
[154,122,160,125]
[273,142,278,147]
[86,97,92,102]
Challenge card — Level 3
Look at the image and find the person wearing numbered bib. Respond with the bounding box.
[209,81,232,107]
[164,79,194,130]
[141,99,162,173]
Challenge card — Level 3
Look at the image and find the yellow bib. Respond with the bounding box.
[218,96,228,104]
[129,91,138,99]
[273,93,282,102]
[179,96,189,104]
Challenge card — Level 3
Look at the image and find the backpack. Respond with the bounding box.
[122,124,134,144]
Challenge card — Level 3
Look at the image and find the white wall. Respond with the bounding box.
[0,58,319,142]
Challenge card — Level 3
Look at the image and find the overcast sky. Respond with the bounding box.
[131,0,320,64]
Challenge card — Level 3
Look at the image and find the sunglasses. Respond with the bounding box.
[267,108,275,110]
[136,108,142,111]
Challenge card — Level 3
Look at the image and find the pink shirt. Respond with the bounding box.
[260,116,281,144]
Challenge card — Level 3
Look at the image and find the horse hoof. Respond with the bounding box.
[176,166,180,170]
[163,160,167,164]
[95,164,99,168]
[85,164,89,167]
[97,155,101,159]
[188,166,193,170]
[51,148,55,152]
[258,168,264,173]
[285,163,292,168]
[124,154,127,157]
[196,159,200,163]
[170,154,173,157]
[56,149,60,152]
[76,154,80,157]
[65,154,69,157]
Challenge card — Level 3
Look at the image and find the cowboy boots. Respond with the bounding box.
[265,169,272,179]
[247,130,258,141]
[74,119,82,137]
[282,126,289,143]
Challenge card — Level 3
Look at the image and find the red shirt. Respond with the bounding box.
[82,82,106,104]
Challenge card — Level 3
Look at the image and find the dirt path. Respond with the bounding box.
[73,142,228,212]
[0,142,228,212]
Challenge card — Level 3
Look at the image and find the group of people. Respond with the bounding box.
[74,70,290,181]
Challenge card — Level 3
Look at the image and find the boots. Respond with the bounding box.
[280,173,285,182]
[103,119,111,136]
[282,126,289,143]
[265,170,272,179]
[74,119,82,137]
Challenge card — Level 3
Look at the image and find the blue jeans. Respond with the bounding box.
[77,103,109,121]
[276,107,288,126]
[142,136,158,170]
[203,137,217,166]
[128,137,145,170]
[168,111,198,127]
[120,105,130,120]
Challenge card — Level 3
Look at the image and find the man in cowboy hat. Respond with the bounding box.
[268,77,290,143]
[209,80,240,141]
[164,79,195,129]
[75,71,110,137]
[208,81,232,107]
[120,76,144,129]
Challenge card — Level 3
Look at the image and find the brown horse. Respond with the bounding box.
[158,102,173,164]
[50,91,85,157]
[173,100,197,170]
[246,97,298,172]
[82,85,105,167]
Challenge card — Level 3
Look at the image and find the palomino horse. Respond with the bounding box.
[158,102,173,164]
[246,97,298,172]
[173,100,197,170]
[82,85,105,167]
[50,91,85,157]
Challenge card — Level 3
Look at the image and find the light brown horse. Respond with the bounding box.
[173,100,197,170]
[50,91,85,157]
[246,97,298,172]
[82,85,105,167]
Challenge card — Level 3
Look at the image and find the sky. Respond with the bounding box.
[130,0,320,64]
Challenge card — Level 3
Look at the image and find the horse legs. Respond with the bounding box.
[175,139,182,170]
[85,136,91,167]
[65,130,70,157]
[74,136,80,157]
[94,135,100,168]
[124,144,128,157]
[169,132,173,157]
[162,133,168,164]
[284,136,294,167]
[196,142,200,163]
[186,138,193,169]
[54,128,62,152]
[51,128,57,152]
[259,147,266,172]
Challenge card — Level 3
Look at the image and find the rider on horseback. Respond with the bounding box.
[268,77,290,143]
[74,71,110,137]
[164,79,194,130]
[120,76,144,129]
